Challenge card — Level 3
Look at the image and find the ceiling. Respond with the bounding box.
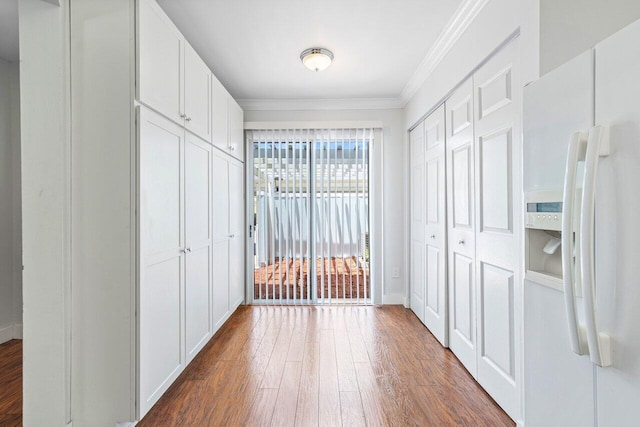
[157,0,464,103]
[0,0,18,62]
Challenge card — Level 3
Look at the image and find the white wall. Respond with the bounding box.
[20,0,70,424]
[245,108,406,304]
[540,0,640,75]
[0,58,21,342]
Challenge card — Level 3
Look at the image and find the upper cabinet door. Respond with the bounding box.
[138,0,184,124]
[228,98,245,162]
[211,76,229,153]
[184,43,212,142]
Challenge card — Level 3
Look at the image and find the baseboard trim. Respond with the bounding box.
[0,325,12,344]
[12,323,22,339]
[0,323,25,343]
[382,293,405,305]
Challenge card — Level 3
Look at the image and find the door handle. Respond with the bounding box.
[562,131,589,356]
[430,235,436,239]
[580,125,611,367]
[458,239,465,245]
[229,234,235,238]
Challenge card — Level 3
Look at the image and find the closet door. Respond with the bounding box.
[446,78,477,376]
[184,132,213,361]
[409,122,426,323]
[212,151,230,329]
[423,105,448,346]
[211,76,229,154]
[228,158,245,308]
[184,43,212,142]
[473,40,521,419]
[138,108,185,416]
[137,0,184,124]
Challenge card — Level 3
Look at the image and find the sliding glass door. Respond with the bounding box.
[248,128,372,305]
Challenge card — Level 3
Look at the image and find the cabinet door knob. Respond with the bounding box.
[229,234,235,238]
[430,235,436,239]
[185,116,192,122]
[180,113,187,119]
[458,239,465,245]
[186,247,192,252]
[229,145,235,151]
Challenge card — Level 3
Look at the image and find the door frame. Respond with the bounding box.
[243,122,383,305]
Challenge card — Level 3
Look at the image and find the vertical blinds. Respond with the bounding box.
[248,128,373,305]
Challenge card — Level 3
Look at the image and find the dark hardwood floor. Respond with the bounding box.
[139,305,514,426]
[0,339,22,426]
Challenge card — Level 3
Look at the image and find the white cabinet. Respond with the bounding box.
[184,43,212,142]
[138,108,186,416]
[228,98,245,161]
[212,75,245,162]
[138,107,214,417]
[212,150,245,329]
[138,0,212,142]
[228,160,245,306]
[184,133,213,361]
[137,0,183,124]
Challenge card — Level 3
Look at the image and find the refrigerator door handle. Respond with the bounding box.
[562,131,589,355]
[580,125,612,367]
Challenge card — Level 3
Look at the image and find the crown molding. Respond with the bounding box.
[238,0,488,112]
[399,0,489,106]
[237,97,404,111]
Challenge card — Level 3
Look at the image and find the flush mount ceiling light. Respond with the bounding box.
[300,47,334,72]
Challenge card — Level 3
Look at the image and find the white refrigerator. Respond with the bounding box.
[523,19,640,427]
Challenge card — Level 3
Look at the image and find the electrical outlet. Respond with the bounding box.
[392,266,400,278]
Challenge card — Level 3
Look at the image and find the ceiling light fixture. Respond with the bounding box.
[300,47,334,72]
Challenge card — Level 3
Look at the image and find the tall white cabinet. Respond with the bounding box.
[136,0,245,419]
[212,152,245,330]
[409,39,521,420]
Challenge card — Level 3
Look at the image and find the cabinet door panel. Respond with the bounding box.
[229,159,244,235]
[185,134,212,360]
[184,43,212,141]
[140,257,182,415]
[212,240,230,329]
[139,108,184,417]
[138,0,183,123]
[212,152,230,238]
[185,246,211,359]
[229,235,244,308]
[228,98,245,161]
[211,76,229,153]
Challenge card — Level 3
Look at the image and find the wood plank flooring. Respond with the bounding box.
[0,339,22,426]
[139,306,514,426]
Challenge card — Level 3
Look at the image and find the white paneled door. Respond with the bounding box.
[211,151,231,329]
[410,122,426,323]
[139,108,185,416]
[473,40,521,419]
[446,78,477,376]
[184,133,213,362]
[423,105,448,346]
